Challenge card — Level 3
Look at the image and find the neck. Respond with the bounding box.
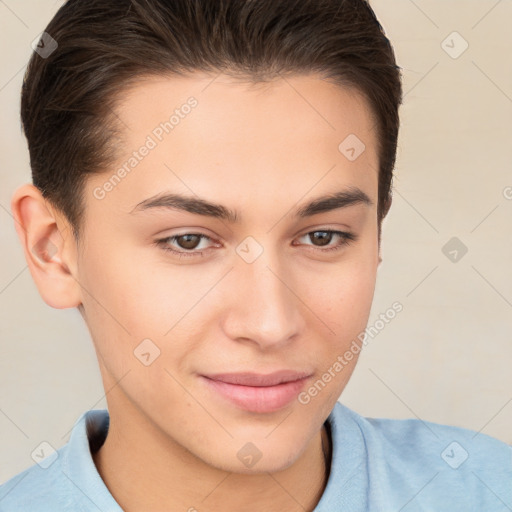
[92,398,331,512]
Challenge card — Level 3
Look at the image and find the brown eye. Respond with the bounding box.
[155,233,214,258]
[175,234,202,250]
[309,231,333,247]
[295,229,357,253]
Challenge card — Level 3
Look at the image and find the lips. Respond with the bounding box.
[201,370,312,413]
[204,370,311,386]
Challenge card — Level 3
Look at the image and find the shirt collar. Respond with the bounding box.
[62,409,123,511]
[62,402,366,511]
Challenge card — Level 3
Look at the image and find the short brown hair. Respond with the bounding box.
[21,0,402,242]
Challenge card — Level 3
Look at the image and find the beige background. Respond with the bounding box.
[1,0,511,483]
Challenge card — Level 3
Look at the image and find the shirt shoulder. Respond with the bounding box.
[0,410,120,512]
[0,446,73,510]
[322,402,512,511]
[356,407,512,472]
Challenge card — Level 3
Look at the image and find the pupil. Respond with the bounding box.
[178,234,199,249]
[312,231,331,247]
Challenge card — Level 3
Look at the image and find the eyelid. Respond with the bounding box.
[294,229,357,252]
[295,223,353,237]
[166,232,218,250]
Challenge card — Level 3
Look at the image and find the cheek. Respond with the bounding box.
[297,260,376,410]
[79,239,177,333]
[78,242,213,374]
[306,248,378,333]
[76,242,164,363]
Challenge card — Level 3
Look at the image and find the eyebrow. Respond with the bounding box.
[129,186,372,222]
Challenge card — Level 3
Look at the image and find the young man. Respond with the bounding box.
[1,0,511,510]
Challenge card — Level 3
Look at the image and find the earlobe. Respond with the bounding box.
[10,183,82,309]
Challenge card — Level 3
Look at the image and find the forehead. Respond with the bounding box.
[114,71,377,148]
[85,72,379,222]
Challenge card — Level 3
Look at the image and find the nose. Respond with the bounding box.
[220,247,305,350]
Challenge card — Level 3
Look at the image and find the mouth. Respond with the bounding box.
[200,370,312,414]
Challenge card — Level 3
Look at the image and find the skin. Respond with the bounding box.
[11,72,384,511]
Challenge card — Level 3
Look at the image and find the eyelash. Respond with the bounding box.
[154,229,357,259]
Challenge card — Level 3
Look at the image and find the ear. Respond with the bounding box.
[10,183,82,309]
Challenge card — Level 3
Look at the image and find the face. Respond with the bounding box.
[75,72,380,472]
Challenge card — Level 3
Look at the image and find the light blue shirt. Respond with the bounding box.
[1,402,511,511]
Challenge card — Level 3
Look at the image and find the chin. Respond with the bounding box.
[229,452,299,475]
[199,436,305,475]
